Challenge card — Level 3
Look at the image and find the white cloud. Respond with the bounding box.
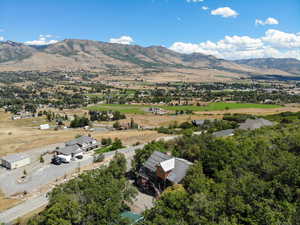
[211,7,239,18]
[25,34,58,45]
[202,6,209,10]
[187,0,204,2]
[169,29,300,60]
[262,29,300,48]
[255,17,279,26]
[109,35,134,45]
[0,36,4,41]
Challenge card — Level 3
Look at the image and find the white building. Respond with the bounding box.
[1,153,31,170]
[40,124,50,130]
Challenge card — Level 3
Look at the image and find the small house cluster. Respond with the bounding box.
[212,118,274,138]
[54,136,99,163]
[137,151,192,195]
[11,111,34,120]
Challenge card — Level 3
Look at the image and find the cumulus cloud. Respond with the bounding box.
[109,35,134,45]
[187,0,204,2]
[255,17,279,26]
[169,29,300,60]
[202,6,209,10]
[211,7,239,18]
[25,34,58,45]
[0,36,4,41]
[262,29,300,48]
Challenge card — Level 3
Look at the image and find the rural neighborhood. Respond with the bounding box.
[1,0,300,224]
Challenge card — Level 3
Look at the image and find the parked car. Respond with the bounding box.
[51,156,62,165]
[75,155,83,159]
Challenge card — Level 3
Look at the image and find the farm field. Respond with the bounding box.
[87,102,281,114]
[161,102,281,111]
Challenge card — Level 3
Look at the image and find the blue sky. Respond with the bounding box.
[0,0,299,59]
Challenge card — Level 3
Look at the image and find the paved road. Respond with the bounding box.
[0,132,191,224]
[0,144,145,224]
[0,154,94,196]
[0,194,47,225]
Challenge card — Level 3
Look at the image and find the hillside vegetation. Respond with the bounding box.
[136,123,300,225]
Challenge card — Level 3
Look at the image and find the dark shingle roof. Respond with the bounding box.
[66,136,95,146]
[239,118,273,130]
[142,151,192,184]
[168,158,193,184]
[143,151,172,172]
[57,145,82,155]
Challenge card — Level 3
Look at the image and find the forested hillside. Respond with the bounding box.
[135,122,300,225]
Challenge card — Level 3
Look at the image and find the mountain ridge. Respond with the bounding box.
[234,58,300,75]
[0,39,297,82]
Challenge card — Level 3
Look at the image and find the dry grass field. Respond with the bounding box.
[195,105,300,116]
[0,191,21,212]
[1,105,300,157]
[0,110,166,157]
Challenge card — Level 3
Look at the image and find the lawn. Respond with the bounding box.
[87,102,281,114]
[94,146,113,154]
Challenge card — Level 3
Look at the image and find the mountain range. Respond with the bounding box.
[0,39,299,82]
[234,58,300,75]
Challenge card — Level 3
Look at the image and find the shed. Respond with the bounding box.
[1,153,31,170]
[40,124,50,130]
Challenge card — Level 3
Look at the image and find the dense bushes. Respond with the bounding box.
[70,116,90,128]
[138,123,300,225]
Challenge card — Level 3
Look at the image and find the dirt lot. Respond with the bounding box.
[0,191,21,212]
